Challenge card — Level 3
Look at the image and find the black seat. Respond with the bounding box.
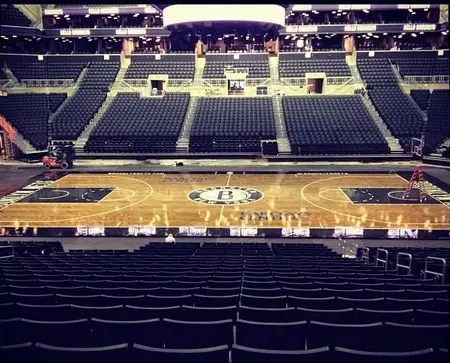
[354,308,414,324]
[125,305,180,320]
[334,346,434,363]
[0,342,34,363]
[22,318,92,347]
[232,344,331,363]
[236,319,308,350]
[414,309,449,325]
[163,318,233,349]
[383,322,449,351]
[296,307,354,323]
[35,342,128,363]
[132,343,229,363]
[238,306,298,323]
[179,305,237,321]
[91,318,163,346]
[308,321,384,350]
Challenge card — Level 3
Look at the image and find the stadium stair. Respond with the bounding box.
[269,55,280,86]
[360,93,404,153]
[193,57,205,86]
[272,95,291,154]
[177,96,199,152]
[74,68,126,153]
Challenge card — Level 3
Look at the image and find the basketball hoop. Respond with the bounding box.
[410,137,423,157]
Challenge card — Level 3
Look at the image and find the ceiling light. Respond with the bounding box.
[12,35,17,38]
[411,33,417,37]
[133,13,139,17]
[85,14,90,18]
[408,8,413,12]
[64,14,69,18]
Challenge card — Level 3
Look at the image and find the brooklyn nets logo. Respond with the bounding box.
[187,186,264,205]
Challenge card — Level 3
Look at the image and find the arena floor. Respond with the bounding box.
[0,171,448,231]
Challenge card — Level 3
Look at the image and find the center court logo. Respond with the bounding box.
[187,186,264,205]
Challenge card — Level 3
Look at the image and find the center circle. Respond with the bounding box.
[187,186,264,205]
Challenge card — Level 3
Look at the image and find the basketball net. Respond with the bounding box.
[402,165,426,202]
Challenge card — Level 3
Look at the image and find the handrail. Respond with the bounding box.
[403,75,449,84]
[376,248,389,271]
[424,256,447,285]
[396,252,413,275]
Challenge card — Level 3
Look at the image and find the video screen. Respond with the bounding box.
[388,229,419,239]
[333,227,364,238]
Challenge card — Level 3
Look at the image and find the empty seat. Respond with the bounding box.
[236,319,308,350]
[132,343,229,363]
[163,318,233,349]
[238,306,298,323]
[232,344,331,363]
[34,342,128,363]
[308,321,384,350]
[334,346,434,363]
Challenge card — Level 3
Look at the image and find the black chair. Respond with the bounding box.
[0,302,17,319]
[163,318,233,349]
[236,319,308,350]
[179,305,237,321]
[91,318,163,346]
[241,294,287,308]
[125,305,180,320]
[0,342,35,363]
[354,308,414,324]
[22,318,92,347]
[296,307,354,324]
[34,342,128,363]
[193,294,239,307]
[132,343,229,363]
[334,346,434,363]
[232,344,331,363]
[68,305,125,320]
[1,318,25,345]
[308,321,384,350]
[383,322,449,351]
[238,306,298,323]
[414,309,449,325]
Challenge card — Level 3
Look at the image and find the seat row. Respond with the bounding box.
[2,342,447,363]
[2,316,448,352]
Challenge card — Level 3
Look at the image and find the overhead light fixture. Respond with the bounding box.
[85,14,90,18]
[133,13,139,17]
[12,35,17,38]
[64,14,69,18]
[411,33,417,37]
[383,33,388,35]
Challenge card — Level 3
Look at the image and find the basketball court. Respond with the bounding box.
[0,172,448,234]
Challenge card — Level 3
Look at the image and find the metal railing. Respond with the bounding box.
[202,79,227,87]
[167,79,193,87]
[423,256,447,285]
[376,248,389,271]
[395,252,413,275]
[280,78,307,87]
[246,78,271,86]
[326,76,355,85]
[20,79,75,88]
[224,68,249,75]
[122,79,148,87]
[404,75,449,84]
